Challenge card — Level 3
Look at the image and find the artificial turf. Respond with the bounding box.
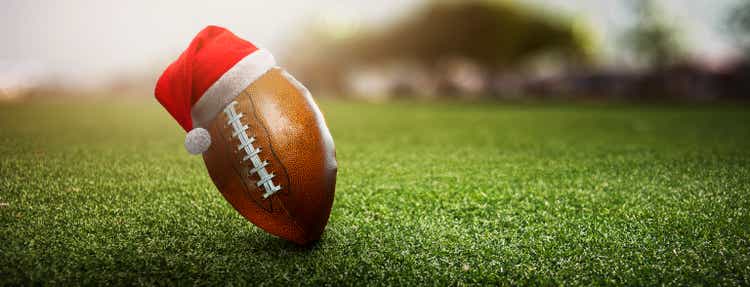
[0,99,749,285]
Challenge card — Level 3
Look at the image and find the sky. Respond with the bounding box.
[0,0,743,89]
[525,0,742,64]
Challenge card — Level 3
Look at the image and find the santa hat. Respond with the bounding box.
[155,25,276,154]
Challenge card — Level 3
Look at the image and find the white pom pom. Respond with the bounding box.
[184,127,211,155]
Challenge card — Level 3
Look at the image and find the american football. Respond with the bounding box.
[155,26,336,245]
[202,68,337,245]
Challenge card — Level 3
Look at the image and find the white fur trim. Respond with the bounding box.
[190,49,275,128]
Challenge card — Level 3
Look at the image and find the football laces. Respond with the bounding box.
[223,100,282,198]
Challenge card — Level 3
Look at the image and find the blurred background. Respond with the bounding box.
[1,0,750,102]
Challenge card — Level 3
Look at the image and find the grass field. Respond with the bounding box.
[1,99,749,285]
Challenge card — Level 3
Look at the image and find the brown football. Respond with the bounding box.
[201,68,337,245]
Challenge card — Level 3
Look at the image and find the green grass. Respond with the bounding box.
[1,99,749,285]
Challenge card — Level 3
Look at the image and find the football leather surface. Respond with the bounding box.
[201,68,337,245]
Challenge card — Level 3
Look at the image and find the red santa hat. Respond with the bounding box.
[155,25,275,154]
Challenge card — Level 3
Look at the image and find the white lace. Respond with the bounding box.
[223,100,282,198]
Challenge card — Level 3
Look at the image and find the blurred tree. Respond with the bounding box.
[728,0,750,58]
[348,1,592,69]
[285,0,594,95]
[623,0,684,68]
